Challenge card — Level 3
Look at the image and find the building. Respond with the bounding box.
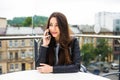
[69,25,81,34]
[0,17,7,74]
[95,12,120,62]
[0,27,43,74]
[79,25,113,62]
[95,12,120,31]
[6,27,43,35]
[0,32,7,74]
[0,17,7,28]
[0,17,7,35]
[113,19,120,32]
[113,19,120,61]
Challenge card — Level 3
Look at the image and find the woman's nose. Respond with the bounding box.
[52,26,56,30]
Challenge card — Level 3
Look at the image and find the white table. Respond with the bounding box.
[0,70,110,80]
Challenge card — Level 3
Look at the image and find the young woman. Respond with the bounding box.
[36,12,81,73]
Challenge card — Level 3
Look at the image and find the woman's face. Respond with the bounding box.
[49,17,60,40]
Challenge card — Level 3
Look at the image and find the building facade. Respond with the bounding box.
[79,25,113,62]
[113,19,120,61]
[0,40,7,74]
[6,27,43,73]
[95,12,120,31]
[0,17,7,74]
[7,39,34,72]
[95,12,120,62]
[0,26,44,74]
[0,17,7,28]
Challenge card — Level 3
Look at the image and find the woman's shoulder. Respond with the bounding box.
[69,37,78,47]
[70,36,78,42]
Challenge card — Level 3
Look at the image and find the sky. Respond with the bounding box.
[0,0,120,25]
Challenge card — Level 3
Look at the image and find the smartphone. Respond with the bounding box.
[46,31,51,40]
[46,32,50,36]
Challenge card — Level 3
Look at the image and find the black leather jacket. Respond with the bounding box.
[36,37,81,73]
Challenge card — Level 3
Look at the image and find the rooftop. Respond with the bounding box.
[0,28,6,35]
[6,27,44,35]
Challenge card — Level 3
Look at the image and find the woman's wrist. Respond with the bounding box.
[50,66,53,73]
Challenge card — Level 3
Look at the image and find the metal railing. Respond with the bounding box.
[102,72,120,77]
[0,34,120,80]
[0,34,120,40]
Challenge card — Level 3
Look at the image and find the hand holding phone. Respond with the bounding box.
[46,32,51,40]
[42,29,51,47]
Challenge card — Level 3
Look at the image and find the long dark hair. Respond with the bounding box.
[46,12,72,65]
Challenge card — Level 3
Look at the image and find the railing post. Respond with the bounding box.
[34,39,38,68]
[119,47,120,80]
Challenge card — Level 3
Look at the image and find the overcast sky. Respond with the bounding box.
[0,0,120,25]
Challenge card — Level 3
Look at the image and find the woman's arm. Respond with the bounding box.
[36,29,51,67]
[35,45,48,67]
[53,38,81,73]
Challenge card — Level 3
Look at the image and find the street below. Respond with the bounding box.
[100,69,118,80]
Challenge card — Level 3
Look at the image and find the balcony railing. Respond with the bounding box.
[0,34,120,80]
[0,34,120,40]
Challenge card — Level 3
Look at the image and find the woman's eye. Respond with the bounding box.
[55,24,58,27]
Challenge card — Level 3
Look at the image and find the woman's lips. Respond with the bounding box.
[51,32,57,34]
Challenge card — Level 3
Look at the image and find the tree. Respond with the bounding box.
[7,17,25,27]
[7,15,48,27]
[33,15,48,27]
[23,17,32,27]
[95,38,111,61]
[81,43,95,66]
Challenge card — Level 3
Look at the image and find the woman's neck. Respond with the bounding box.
[55,36,59,43]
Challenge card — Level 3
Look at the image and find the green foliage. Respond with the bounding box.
[81,43,95,66]
[33,15,48,27]
[95,38,112,61]
[81,39,112,65]
[7,15,48,27]
[23,17,32,27]
[8,17,25,27]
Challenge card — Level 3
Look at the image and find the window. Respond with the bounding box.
[9,52,13,59]
[10,64,14,70]
[114,47,120,51]
[114,40,119,44]
[21,51,25,59]
[21,40,25,46]
[9,40,13,47]
[116,19,120,24]
[15,64,18,69]
[30,39,33,46]
[14,40,18,47]
[15,52,18,60]
[116,27,119,32]
[27,51,33,58]
[114,54,119,60]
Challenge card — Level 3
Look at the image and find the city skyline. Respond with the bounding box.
[0,0,120,25]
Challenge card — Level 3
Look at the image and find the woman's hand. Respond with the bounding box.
[37,63,53,73]
[42,29,51,47]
